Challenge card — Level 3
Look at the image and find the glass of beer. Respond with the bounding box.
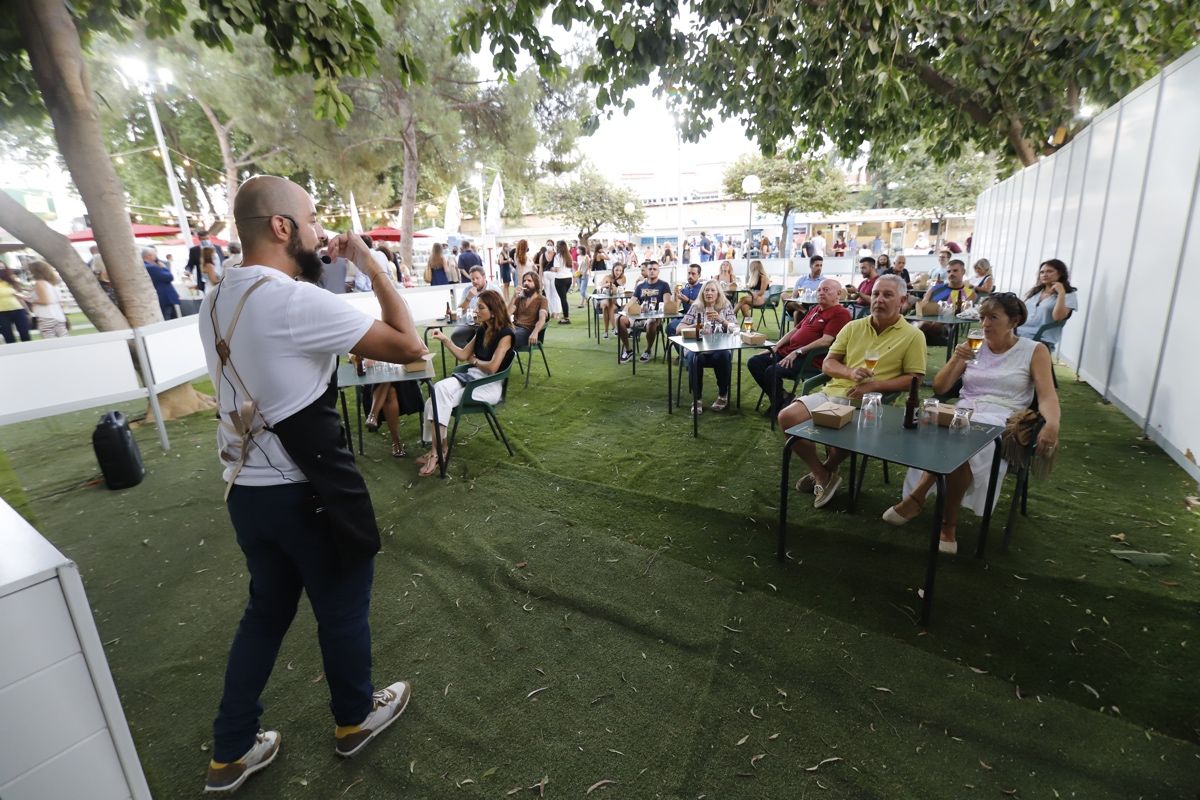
[967,329,985,361]
[741,318,754,332]
[863,349,881,373]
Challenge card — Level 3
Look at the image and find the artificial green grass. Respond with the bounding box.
[2,297,1198,798]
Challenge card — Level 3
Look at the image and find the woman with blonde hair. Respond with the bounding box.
[29,261,68,339]
[735,259,770,321]
[679,279,738,413]
[970,258,994,294]
[716,260,737,290]
[426,243,451,285]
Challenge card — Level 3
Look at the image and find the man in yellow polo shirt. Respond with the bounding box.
[778,274,926,508]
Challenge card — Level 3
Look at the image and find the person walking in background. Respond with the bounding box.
[28,261,69,338]
[425,243,452,286]
[143,246,180,320]
[0,266,32,343]
[550,240,575,324]
[186,229,225,293]
[576,243,592,308]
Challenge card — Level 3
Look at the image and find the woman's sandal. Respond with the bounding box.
[882,498,923,526]
[418,454,443,476]
[365,413,380,433]
[392,442,407,458]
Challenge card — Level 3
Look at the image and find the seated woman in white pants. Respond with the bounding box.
[881,293,1062,554]
[418,290,515,476]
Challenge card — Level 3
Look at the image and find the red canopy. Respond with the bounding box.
[67,223,181,242]
[362,226,428,242]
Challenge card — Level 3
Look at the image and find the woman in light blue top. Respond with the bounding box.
[1016,258,1078,348]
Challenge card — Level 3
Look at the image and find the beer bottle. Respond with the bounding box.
[444,301,452,321]
[354,354,365,377]
[903,376,920,429]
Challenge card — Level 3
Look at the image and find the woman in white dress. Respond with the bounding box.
[541,245,563,320]
[881,293,1062,554]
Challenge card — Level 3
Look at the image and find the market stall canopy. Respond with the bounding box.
[66,223,181,242]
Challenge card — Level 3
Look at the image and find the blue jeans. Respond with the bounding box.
[684,350,732,398]
[213,482,375,762]
[579,270,589,301]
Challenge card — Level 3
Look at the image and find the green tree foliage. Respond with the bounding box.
[863,142,997,221]
[542,166,645,247]
[453,0,1199,167]
[722,153,848,256]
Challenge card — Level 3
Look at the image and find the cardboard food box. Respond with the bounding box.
[681,324,701,340]
[626,299,643,316]
[663,299,681,315]
[811,401,854,429]
[740,330,767,345]
[916,299,942,317]
[400,360,431,374]
[935,403,968,426]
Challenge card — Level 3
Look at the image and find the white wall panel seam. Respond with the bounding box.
[1102,74,1166,401]
[1062,129,1095,369]
[1073,102,1124,377]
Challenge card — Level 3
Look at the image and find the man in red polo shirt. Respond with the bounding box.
[748,277,851,415]
[852,256,879,309]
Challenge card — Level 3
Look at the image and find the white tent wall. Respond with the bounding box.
[972,46,1200,482]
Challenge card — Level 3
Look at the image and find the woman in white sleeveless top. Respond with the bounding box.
[29,261,69,338]
[882,293,1062,554]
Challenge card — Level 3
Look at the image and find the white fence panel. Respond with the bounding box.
[974,46,1200,482]
[0,332,143,425]
[138,316,207,391]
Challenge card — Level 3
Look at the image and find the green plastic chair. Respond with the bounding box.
[755,345,828,413]
[443,365,515,469]
[512,337,551,389]
[755,284,785,334]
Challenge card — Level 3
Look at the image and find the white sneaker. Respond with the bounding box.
[205,730,281,794]
[334,681,411,758]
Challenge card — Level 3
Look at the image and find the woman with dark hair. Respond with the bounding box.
[551,240,574,323]
[882,292,1062,554]
[29,261,69,339]
[1016,258,1077,348]
[0,266,32,343]
[201,246,222,292]
[599,262,626,338]
[426,243,451,285]
[420,290,515,475]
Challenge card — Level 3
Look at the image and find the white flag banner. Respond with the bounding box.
[348,191,364,234]
[485,173,505,235]
[444,187,462,235]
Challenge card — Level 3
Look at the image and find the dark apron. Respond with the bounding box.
[270,372,380,565]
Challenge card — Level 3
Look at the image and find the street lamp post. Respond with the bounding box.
[623,201,636,258]
[471,161,486,242]
[119,59,192,263]
[741,174,762,276]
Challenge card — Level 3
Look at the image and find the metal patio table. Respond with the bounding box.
[778,405,1003,626]
[336,361,446,478]
[666,332,774,437]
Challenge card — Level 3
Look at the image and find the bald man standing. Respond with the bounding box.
[199,176,427,794]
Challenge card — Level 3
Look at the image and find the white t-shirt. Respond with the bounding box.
[812,235,826,257]
[199,265,373,486]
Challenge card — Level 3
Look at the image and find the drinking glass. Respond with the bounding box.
[949,408,972,435]
[921,398,940,429]
[863,349,881,372]
[966,329,985,361]
[858,392,883,430]
[741,318,754,332]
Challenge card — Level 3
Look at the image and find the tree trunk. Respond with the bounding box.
[0,191,127,330]
[399,99,418,268]
[1006,116,1038,167]
[197,99,241,240]
[14,0,161,329]
[15,0,212,420]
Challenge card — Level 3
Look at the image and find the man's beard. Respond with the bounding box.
[523,286,535,297]
[287,228,324,283]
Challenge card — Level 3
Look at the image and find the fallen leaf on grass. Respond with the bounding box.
[873,686,893,693]
[526,686,549,699]
[979,760,993,771]
[804,757,843,772]
[736,735,749,746]
[586,779,617,794]
[1070,680,1100,699]
[481,766,498,778]
[515,561,528,569]
[768,733,780,741]
[722,625,743,633]
[751,753,766,767]
[969,666,988,674]
[1109,533,1126,542]
[455,778,475,787]
[1185,496,1200,510]
[1111,550,1172,567]
[1161,580,1180,588]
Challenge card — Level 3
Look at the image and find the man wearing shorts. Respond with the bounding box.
[777,274,926,508]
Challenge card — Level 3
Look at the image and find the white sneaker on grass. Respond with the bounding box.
[334,680,411,758]
[204,730,281,794]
